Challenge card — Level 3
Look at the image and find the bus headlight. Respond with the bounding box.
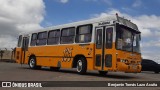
[121,59,128,63]
[121,59,125,63]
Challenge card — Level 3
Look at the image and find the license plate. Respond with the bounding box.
[131,65,137,69]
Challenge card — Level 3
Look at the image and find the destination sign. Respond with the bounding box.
[98,21,111,26]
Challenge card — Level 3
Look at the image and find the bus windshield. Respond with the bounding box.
[116,25,140,53]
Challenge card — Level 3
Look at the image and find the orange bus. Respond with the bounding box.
[15,14,141,75]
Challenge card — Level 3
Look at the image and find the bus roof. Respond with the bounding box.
[21,14,140,35]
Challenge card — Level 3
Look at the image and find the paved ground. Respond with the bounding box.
[0,62,159,90]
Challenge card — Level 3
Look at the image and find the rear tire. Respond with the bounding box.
[99,71,108,76]
[76,57,87,74]
[29,57,41,69]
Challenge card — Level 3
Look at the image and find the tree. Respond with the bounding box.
[0,50,4,60]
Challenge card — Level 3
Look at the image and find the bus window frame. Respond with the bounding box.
[36,31,48,46]
[47,29,60,45]
[60,27,76,44]
[30,33,37,46]
[105,27,113,49]
[96,28,102,49]
[76,24,93,43]
[116,24,141,53]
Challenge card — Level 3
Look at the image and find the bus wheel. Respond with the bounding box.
[77,57,87,74]
[99,71,108,76]
[50,67,60,71]
[29,57,40,69]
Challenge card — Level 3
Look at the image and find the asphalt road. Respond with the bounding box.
[0,62,159,90]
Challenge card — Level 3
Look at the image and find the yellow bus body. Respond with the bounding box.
[16,43,141,73]
[15,15,142,74]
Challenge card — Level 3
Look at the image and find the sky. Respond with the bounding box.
[0,0,160,63]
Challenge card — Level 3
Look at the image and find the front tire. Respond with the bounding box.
[77,57,87,74]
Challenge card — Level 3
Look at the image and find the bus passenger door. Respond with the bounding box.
[95,26,114,71]
[95,27,103,70]
[103,27,114,71]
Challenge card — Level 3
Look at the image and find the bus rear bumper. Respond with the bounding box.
[117,62,141,73]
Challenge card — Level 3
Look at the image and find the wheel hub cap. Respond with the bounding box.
[77,60,82,72]
[30,59,35,68]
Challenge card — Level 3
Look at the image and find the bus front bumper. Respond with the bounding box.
[117,62,141,73]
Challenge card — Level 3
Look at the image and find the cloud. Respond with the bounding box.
[0,0,45,49]
[60,0,69,3]
[92,9,160,62]
[142,49,160,63]
[0,35,17,49]
[132,0,142,8]
[93,9,160,37]
[54,0,68,4]
[131,16,160,38]
[101,0,112,6]
[52,0,69,4]
[142,40,160,48]
[84,0,112,6]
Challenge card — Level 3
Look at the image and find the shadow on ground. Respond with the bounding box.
[141,71,159,74]
[20,66,138,80]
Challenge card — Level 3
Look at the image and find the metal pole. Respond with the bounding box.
[11,48,13,60]
[0,49,1,60]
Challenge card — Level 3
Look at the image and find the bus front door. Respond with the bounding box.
[95,26,114,71]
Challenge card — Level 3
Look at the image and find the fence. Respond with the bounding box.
[0,48,15,62]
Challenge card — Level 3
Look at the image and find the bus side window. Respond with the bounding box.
[61,27,75,44]
[25,37,29,50]
[116,28,123,50]
[76,24,92,43]
[30,33,37,46]
[22,37,29,51]
[37,31,47,46]
[48,30,60,45]
[96,29,102,49]
[106,27,113,49]
[17,35,22,47]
